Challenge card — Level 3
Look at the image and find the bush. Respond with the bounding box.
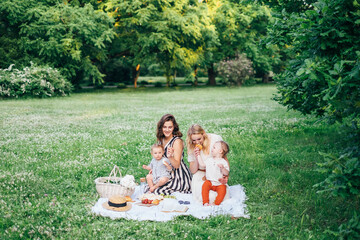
[216,53,254,86]
[315,150,360,198]
[139,80,149,86]
[154,82,162,88]
[0,63,72,98]
[117,83,127,89]
[336,211,360,240]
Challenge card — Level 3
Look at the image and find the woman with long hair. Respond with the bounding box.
[150,114,192,195]
[186,124,230,203]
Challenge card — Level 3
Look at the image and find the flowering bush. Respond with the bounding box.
[0,63,73,98]
[216,53,254,86]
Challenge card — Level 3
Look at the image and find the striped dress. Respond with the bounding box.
[153,136,192,195]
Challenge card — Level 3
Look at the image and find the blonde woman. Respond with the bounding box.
[186,124,230,203]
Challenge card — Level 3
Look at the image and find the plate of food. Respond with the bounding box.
[136,193,164,207]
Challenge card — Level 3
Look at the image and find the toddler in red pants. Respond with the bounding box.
[198,141,230,206]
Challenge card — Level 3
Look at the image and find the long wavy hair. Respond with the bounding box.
[186,124,210,155]
[156,114,182,142]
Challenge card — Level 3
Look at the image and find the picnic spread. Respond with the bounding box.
[91,165,249,221]
[91,184,249,221]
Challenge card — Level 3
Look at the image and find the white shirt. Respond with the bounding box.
[205,157,229,186]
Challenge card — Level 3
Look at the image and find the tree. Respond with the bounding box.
[273,0,360,123]
[0,1,115,86]
[103,0,214,87]
[270,1,360,236]
[202,0,278,85]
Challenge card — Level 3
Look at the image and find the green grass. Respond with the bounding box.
[0,85,353,239]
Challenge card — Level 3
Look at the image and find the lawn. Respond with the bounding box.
[0,85,351,239]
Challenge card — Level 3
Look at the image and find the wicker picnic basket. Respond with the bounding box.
[95,165,135,198]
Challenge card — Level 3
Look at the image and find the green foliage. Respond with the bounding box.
[268,1,360,237]
[117,83,127,89]
[0,63,72,98]
[1,0,279,86]
[154,82,162,88]
[315,150,360,199]
[256,0,316,13]
[0,1,115,85]
[216,53,254,85]
[273,0,360,123]
[103,0,214,86]
[203,1,279,82]
[336,211,360,240]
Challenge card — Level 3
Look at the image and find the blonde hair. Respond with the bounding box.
[151,143,164,153]
[217,141,229,158]
[186,124,211,155]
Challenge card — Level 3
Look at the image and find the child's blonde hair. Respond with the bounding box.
[217,141,229,158]
[151,143,164,153]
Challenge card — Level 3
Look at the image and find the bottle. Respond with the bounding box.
[140,177,147,194]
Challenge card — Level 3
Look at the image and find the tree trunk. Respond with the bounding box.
[208,63,216,86]
[173,70,177,85]
[194,65,198,86]
[133,64,140,88]
[165,66,171,87]
[262,73,269,84]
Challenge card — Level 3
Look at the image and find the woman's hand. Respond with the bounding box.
[163,160,172,171]
[189,145,203,173]
[194,146,200,157]
[167,139,183,169]
[167,146,174,158]
[218,175,229,185]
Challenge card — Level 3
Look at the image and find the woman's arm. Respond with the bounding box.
[189,160,199,174]
[166,139,183,169]
[189,146,203,173]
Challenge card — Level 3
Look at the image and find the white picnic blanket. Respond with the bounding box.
[91,185,249,221]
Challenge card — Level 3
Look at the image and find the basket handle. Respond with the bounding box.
[107,165,122,182]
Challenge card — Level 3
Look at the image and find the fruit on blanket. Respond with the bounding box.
[195,144,202,150]
[139,193,164,205]
[141,198,154,204]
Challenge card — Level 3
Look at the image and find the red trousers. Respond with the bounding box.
[202,180,227,205]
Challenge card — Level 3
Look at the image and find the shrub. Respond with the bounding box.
[117,83,127,89]
[154,82,162,88]
[315,150,360,199]
[216,53,254,86]
[0,63,72,98]
[139,80,149,86]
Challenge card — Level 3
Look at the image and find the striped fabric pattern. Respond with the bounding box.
[154,136,192,195]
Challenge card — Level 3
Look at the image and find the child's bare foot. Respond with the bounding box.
[203,203,210,206]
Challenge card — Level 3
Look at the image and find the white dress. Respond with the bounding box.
[187,133,230,204]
